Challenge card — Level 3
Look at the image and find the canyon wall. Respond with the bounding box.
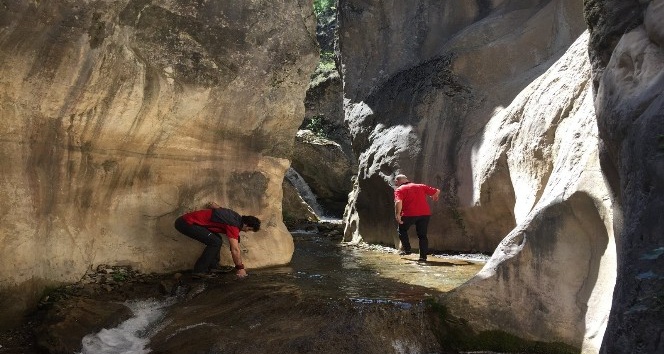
[340,0,587,252]
[585,0,664,352]
[338,0,619,351]
[0,0,318,328]
[444,32,614,353]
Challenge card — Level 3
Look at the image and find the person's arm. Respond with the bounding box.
[395,200,403,224]
[228,237,248,278]
[431,188,440,201]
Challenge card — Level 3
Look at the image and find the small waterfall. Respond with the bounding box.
[78,298,176,354]
[285,167,327,218]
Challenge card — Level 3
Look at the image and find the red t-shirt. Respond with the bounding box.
[394,183,438,216]
[182,209,240,240]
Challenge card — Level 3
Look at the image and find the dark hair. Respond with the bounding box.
[241,215,261,231]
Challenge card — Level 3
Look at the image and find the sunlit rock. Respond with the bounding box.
[0,0,317,327]
[444,32,615,353]
[340,0,587,253]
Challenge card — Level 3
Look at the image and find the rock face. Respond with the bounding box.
[444,32,615,353]
[340,0,587,252]
[290,130,354,217]
[282,177,319,226]
[0,0,317,328]
[338,0,618,351]
[585,0,664,353]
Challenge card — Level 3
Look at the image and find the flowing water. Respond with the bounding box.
[284,168,331,218]
[80,232,486,354]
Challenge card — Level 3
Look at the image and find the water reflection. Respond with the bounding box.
[257,232,485,303]
[94,232,487,354]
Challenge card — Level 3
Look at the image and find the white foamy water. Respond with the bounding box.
[79,298,175,354]
[284,167,327,217]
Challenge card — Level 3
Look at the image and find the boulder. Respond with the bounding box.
[0,0,317,328]
[291,130,354,217]
[282,177,319,227]
[35,298,132,354]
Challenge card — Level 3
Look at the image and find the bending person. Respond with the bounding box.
[174,201,261,278]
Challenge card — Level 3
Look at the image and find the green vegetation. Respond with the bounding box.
[427,299,579,354]
[313,0,335,16]
[305,115,328,137]
[112,273,127,282]
[318,50,336,72]
[312,0,337,77]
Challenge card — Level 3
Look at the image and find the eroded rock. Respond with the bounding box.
[0,0,317,327]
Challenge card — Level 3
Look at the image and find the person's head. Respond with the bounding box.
[395,174,409,186]
[241,215,261,232]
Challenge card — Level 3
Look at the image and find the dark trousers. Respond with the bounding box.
[174,217,222,273]
[397,215,430,260]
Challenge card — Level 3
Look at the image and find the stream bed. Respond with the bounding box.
[78,232,486,354]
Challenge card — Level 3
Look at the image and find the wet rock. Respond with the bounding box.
[282,177,319,227]
[35,298,132,354]
[148,284,441,354]
[159,279,181,296]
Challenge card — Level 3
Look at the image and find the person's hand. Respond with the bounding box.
[236,268,248,279]
[207,201,220,208]
[395,215,403,224]
[431,190,441,202]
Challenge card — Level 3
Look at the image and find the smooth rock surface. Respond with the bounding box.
[341,0,587,253]
[290,130,354,217]
[0,0,317,328]
[444,32,615,353]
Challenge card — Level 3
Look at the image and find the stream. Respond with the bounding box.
[79,231,486,354]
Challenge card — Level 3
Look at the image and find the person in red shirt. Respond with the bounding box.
[174,202,261,278]
[394,174,440,262]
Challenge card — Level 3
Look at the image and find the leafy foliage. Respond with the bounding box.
[313,0,335,16]
[318,50,336,72]
[304,115,329,138]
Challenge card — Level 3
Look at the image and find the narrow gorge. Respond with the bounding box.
[0,0,662,353]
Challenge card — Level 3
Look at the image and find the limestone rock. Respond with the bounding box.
[282,178,319,227]
[341,0,587,253]
[587,0,664,352]
[303,70,352,158]
[339,0,616,351]
[444,32,615,353]
[35,298,133,354]
[291,130,354,217]
[0,0,317,328]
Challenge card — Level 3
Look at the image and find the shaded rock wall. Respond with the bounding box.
[0,0,318,328]
[340,0,587,252]
[291,130,354,216]
[585,0,664,352]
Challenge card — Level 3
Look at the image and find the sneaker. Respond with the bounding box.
[398,250,412,256]
[417,258,427,263]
